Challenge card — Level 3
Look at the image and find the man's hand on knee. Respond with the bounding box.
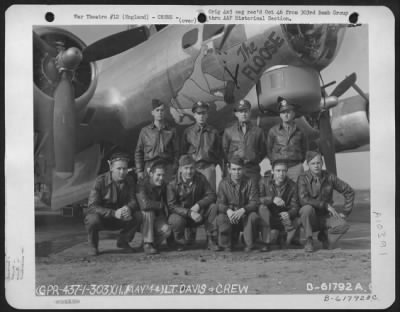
[273,197,285,207]
[231,208,245,224]
[190,211,202,223]
[190,204,200,213]
[115,206,132,221]
[327,204,340,218]
[227,209,236,224]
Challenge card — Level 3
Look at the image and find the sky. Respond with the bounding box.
[61,24,370,189]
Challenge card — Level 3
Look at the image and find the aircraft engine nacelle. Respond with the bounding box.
[331,96,370,152]
[256,66,321,115]
[33,27,98,178]
[33,27,98,117]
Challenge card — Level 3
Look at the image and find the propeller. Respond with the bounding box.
[53,71,77,178]
[350,81,369,121]
[82,26,150,63]
[330,72,356,98]
[33,26,150,178]
[318,110,337,175]
[32,31,57,57]
[218,25,235,50]
[318,73,357,175]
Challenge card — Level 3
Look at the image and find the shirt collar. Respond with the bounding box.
[150,122,167,130]
[177,171,197,186]
[236,120,251,130]
[227,175,244,187]
[273,177,288,188]
[195,123,210,132]
[279,122,296,131]
[306,170,326,182]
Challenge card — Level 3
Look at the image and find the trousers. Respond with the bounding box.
[216,212,259,248]
[168,203,218,242]
[141,211,171,245]
[84,211,142,248]
[299,205,350,245]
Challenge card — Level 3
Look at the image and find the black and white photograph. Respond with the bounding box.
[5,5,396,309]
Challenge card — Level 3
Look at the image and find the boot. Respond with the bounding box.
[318,231,330,249]
[304,237,314,253]
[88,246,99,256]
[279,232,288,249]
[207,236,222,252]
[166,235,176,250]
[116,238,136,253]
[174,237,187,251]
[143,243,158,255]
[88,233,99,256]
[244,245,256,253]
[259,244,270,252]
[185,227,196,246]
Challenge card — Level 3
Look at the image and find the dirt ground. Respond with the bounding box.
[35,190,371,295]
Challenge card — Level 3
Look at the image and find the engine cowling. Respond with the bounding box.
[33,27,98,117]
[256,66,321,115]
[331,95,369,152]
[33,27,98,178]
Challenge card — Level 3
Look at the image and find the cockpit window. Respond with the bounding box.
[203,24,224,41]
[182,29,199,49]
[282,24,345,70]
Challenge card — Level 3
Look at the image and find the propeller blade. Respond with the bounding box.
[82,26,150,63]
[330,73,357,98]
[33,31,58,57]
[53,71,76,178]
[351,82,369,102]
[218,25,235,50]
[351,82,369,121]
[319,111,337,175]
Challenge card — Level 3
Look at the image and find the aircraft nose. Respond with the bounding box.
[283,24,346,70]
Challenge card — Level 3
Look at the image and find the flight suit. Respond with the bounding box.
[135,122,179,182]
[267,123,307,182]
[216,176,260,249]
[297,170,355,245]
[181,123,222,191]
[85,172,142,249]
[259,175,300,244]
[222,121,266,185]
[136,177,171,247]
[167,171,218,244]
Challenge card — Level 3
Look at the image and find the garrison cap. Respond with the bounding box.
[277,96,296,113]
[229,155,244,167]
[179,154,196,167]
[192,101,210,113]
[305,150,322,163]
[152,98,164,110]
[110,152,130,163]
[234,99,251,112]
